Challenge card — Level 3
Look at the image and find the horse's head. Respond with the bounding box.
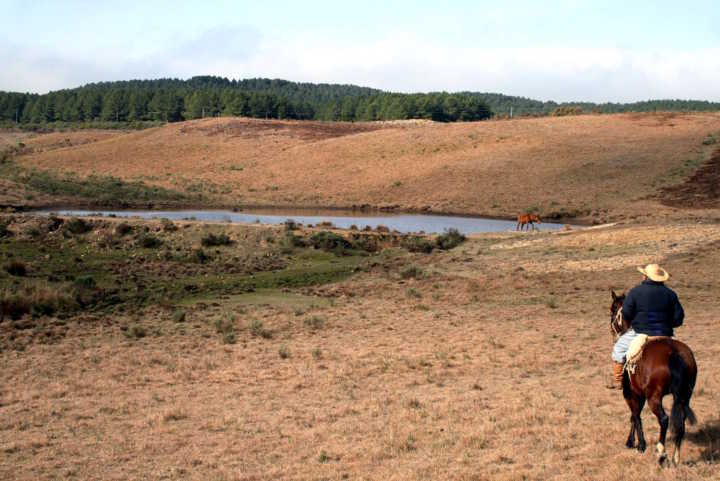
[610,290,628,339]
[531,214,542,224]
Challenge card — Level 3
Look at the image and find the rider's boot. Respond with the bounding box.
[608,361,625,389]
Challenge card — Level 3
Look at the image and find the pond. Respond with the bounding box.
[33,208,571,235]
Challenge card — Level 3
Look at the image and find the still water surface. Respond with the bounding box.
[35,208,570,235]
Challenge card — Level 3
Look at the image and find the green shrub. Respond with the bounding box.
[201,233,232,247]
[1,285,76,320]
[73,275,96,289]
[160,218,178,232]
[354,236,379,253]
[309,231,354,253]
[192,248,210,263]
[66,217,92,234]
[0,223,12,238]
[5,260,27,276]
[139,234,162,248]
[115,222,133,235]
[435,228,466,250]
[401,266,424,279]
[47,216,64,231]
[248,319,272,339]
[403,236,434,253]
[215,318,236,344]
[126,325,146,339]
[172,309,186,323]
[0,291,30,320]
[284,219,299,231]
[304,316,326,330]
[406,287,422,298]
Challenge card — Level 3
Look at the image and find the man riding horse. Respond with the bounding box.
[609,263,685,389]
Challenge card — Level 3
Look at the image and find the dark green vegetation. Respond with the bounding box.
[3,76,719,129]
[0,216,372,346]
[0,76,491,125]
[435,228,467,250]
[0,160,199,207]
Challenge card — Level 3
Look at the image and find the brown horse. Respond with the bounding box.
[516,213,541,231]
[610,290,697,465]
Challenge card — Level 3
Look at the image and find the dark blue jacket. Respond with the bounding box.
[622,280,684,336]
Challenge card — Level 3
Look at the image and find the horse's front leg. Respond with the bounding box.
[625,390,646,452]
[626,414,636,448]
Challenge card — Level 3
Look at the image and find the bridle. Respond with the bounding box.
[610,305,625,340]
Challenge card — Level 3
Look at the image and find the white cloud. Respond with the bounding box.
[2,28,719,103]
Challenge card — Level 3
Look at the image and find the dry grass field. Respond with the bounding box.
[1,214,720,480]
[2,114,720,479]
[11,113,720,221]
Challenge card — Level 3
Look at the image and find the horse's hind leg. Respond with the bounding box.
[648,393,669,465]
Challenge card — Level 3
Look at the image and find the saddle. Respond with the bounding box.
[625,334,670,374]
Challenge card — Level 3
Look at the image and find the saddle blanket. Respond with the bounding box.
[625,334,670,374]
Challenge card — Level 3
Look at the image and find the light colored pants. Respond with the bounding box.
[612,329,638,363]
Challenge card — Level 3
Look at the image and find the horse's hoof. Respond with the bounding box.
[638,443,646,453]
[625,440,635,449]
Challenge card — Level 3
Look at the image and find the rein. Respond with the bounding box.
[611,307,624,340]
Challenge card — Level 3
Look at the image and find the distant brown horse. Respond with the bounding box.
[610,290,697,465]
[516,213,541,231]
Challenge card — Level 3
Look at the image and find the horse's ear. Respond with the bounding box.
[611,289,617,300]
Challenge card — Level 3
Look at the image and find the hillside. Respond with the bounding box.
[10,112,720,222]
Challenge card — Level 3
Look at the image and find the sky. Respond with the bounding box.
[1,0,719,102]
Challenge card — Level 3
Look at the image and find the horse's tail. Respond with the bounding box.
[669,352,697,435]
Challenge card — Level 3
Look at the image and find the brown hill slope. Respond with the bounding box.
[15,113,720,220]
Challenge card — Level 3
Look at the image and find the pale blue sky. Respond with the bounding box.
[2,1,719,101]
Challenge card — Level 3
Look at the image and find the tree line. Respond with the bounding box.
[0,77,491,124]
[1,76,719,126]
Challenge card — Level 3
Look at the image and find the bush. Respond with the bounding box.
[401,266,424,279]
[403,236,434,253]
[139,234,162,248]
[160,218,178,232]
[215,316,236,344]
[435,228,466,250]
[65,217,92,234]
[278,346,290,359]
[406,287,422,298]
[248,319,271,339]
[126,325,146,339]
[201,233,232,247]
[0,223,11,238]
[192,248,210,264]
[5,260,27,276]
[1,285,75,321]
[354,236,379,253]
[47,216,64,232]
[115,222,133,235]
[304,316,326,330]
[73,275,96,289]
[172,309,186,323]
[0,291,30,321]
[309,231,354,253]
[284,219,299,231]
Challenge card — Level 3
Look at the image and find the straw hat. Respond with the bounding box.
[637,264,670,282]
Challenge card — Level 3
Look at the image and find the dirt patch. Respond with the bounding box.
[180,117,386,141]
[661,146,720,208]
